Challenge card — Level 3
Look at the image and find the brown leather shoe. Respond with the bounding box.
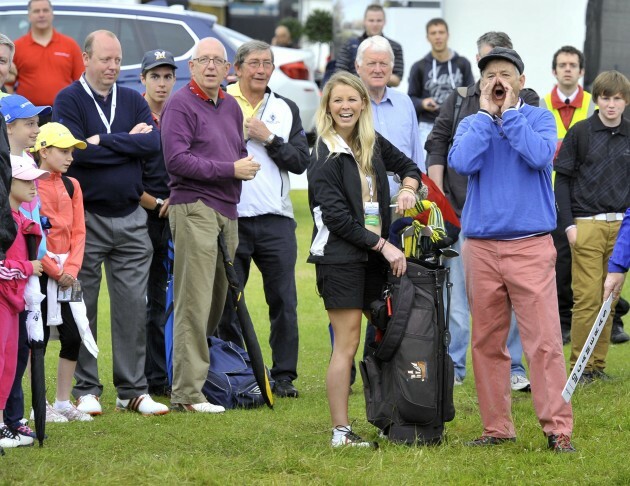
[547,433,576,453]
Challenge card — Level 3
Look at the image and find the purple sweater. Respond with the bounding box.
[161,85,247,220]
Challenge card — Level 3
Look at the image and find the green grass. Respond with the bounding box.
[3,190,630,485]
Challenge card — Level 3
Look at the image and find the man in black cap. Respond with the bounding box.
[425,32,539,391]
[449,47,576,453]
[138,49,177,397]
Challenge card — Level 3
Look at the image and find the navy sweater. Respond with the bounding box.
[53,80,160,217]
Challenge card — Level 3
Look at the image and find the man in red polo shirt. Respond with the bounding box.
[11,0,83,118]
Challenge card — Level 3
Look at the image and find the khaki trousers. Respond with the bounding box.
[569,219,621,371]
[169,201,238,405]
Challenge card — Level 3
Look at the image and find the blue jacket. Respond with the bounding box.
[448,104,557,239]
[609,208,630,273]
[53,80,160,217]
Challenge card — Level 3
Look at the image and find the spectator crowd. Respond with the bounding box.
[0,0,628,456]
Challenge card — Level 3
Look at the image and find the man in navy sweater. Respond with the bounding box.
[53,30,169,416]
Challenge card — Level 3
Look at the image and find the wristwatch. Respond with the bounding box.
[263,133,275,146]
[155,198,164,210]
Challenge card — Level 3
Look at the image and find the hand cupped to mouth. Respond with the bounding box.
[492,84,506,100]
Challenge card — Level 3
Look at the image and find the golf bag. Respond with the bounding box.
[360,259,455,445]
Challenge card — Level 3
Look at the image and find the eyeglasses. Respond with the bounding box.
[244,60,274,69]
[192,56,227,67]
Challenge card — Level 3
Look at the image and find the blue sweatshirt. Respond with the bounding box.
[53,80,160,217]
[609,208,630,273]
[448,104,557,239]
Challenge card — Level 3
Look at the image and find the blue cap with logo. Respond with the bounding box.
[0,94,52,124]
[141,49,178,73]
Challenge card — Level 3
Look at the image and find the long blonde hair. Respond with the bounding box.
[315,72,376,174]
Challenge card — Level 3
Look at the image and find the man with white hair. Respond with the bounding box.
[355,35,424,195]
[161,37,261,413]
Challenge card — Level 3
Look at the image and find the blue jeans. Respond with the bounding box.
[4,311,28,427]
[446,236,526,380]
[418,121,434,162]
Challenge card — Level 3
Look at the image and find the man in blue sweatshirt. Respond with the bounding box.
[448,47,574,453]
[53,30,169,416]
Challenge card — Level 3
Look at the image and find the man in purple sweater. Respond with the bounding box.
[161,37,261,413]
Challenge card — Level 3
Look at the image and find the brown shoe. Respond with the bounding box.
[547,434,576,453]
[465,436,516,446]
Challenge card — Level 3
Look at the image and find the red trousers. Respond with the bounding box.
[0,300,19,410]
[463,235,573,438]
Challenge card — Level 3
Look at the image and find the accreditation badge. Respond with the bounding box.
[364,201,380,226]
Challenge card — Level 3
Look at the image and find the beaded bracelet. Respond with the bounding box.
[373,237,386,253]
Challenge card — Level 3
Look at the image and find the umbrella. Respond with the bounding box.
[217,232,274,409]
[24,234,46,447]
[164,238,175,385]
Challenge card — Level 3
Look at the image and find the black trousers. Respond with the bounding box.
[144,210,171,389]
[552,224,573,332]
[217,214,299,382]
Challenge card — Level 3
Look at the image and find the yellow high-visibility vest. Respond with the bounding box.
[541,90,594,186]
[543,90,594,140]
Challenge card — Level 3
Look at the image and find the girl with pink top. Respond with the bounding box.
[0,156,46,452]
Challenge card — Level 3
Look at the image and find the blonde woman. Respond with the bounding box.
[307,72,422,447]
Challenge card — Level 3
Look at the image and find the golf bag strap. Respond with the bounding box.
[374,273,415,362]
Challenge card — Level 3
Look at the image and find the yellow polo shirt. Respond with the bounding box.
[226,82,264,140]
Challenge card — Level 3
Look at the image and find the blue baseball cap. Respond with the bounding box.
[0,94,52,124]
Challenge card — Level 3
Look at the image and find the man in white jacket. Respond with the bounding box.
[221,40,309,398]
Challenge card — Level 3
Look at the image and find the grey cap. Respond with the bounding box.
[141,49,177,73]
[478,47,524,74]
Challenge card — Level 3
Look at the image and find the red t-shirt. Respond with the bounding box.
[13,29,83,106]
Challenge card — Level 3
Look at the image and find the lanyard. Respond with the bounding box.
[357,161,374,202]
[432,58,456,90]
[79,75,117,134]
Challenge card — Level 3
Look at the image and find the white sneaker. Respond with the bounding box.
[0,424,34,448]
[331,426,377,448]
[30,402,69,423]
[55,405,94,422]
[454,376,464,386]
[116,394,169,416]
[172,402,225,414]
[76,394,103,416]
[510,374,531,392]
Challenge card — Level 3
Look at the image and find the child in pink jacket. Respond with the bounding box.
[0,156,47,451]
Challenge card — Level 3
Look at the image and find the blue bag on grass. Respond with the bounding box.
[202,336,273,409]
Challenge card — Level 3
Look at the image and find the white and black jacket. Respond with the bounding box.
[307,133,422,265]
[237,88,309,219]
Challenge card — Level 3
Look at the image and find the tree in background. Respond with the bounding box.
[304,9,333,70]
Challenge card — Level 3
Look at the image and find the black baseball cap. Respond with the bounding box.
[478,47,524,74]
[141,49,177,73]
